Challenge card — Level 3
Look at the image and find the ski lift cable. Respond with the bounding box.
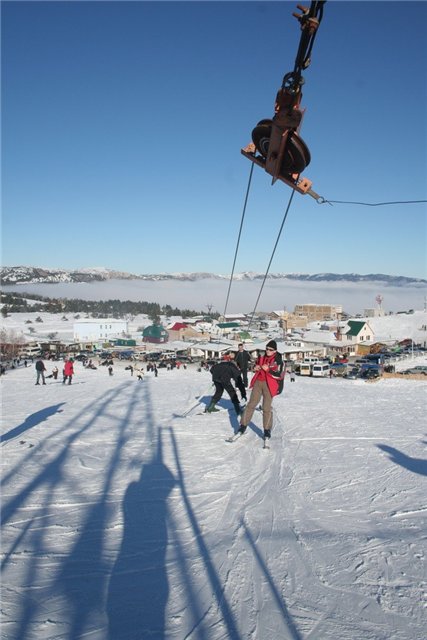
[247,189,296,330]
[223,162,255,319]
[316,198,427,207]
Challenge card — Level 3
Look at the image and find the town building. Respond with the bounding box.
[294,304,342,322]
[364,308,386,318]
[167,322,210,342]
[73,319,128,342]
[142,324,168,344]
[344,320,375,345]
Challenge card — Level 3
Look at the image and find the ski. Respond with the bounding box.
[198,408,225,416]
[225,432,245,443]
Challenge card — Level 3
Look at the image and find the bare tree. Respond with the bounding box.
[0,329,24,359]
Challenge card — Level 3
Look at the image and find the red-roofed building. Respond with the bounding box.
[169,322,188,331]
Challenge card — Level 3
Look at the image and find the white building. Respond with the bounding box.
[343,320,375,344]
[73,319,128,342]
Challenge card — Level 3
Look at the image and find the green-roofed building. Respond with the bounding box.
[346,321,366,337]
[345,320,374,344]
[217,322,240,329]
[142,325,168,344]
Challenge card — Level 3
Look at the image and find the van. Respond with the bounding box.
[312,363,330,377]
[300,362,313,376]
[19,346,41,358]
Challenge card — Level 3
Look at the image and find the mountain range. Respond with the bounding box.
[1,266,425,286]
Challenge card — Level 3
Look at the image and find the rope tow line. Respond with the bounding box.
[247,189,296,331]
[223,2,326,321]
[223,163,254,319]
[222,2,424,326]
[315,198,427,207]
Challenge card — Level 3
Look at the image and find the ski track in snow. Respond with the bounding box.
[1,361,427,639]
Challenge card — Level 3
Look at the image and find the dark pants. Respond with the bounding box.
[212,381,239,406]
[240,369,249,387]
[235,375,247,399]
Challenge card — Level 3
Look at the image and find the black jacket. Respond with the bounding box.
[211,361,241,384]
[235,350,251,372]
[35,359,45,372]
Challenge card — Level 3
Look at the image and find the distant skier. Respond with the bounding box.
[235,342,252,387]
[205,353,246,415]
[63,359,74,385]
[35,357,46,385]
[237,340,284,441]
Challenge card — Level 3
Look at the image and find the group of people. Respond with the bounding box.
[206,341,284,442]
[32,342,284,441]
[34,357,74,385]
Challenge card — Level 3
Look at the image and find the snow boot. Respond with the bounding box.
[205,401,220,413]
[238,424,247,435]
[263,429,271,439]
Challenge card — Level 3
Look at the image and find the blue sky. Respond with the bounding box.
[2,1,426,278]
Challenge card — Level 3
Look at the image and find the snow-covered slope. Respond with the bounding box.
[1,360,426,639]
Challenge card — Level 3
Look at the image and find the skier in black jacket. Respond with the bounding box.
[35,357,46,385]
[205,354,246,415]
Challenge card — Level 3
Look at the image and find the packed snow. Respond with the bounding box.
[1,346,426,638]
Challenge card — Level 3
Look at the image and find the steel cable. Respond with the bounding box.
[222,162,255,318]
[320,198,427,207]
[247,189,296,330]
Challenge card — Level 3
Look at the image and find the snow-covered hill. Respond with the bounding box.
[1,359,426,639]
[0,265,140,284]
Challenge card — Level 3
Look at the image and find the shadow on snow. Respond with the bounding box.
[377,443,427,476]
[0,403,66,444]
[2,379,301,640]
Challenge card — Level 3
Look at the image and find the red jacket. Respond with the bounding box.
[250,352,284,397]
[64,361,74,376]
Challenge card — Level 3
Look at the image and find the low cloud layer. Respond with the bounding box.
[3,278,426,315]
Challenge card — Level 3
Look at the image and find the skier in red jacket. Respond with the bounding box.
[63,359,74,385]
[237,340,284,441]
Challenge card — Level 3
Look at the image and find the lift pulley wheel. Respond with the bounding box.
[251,120,311,175]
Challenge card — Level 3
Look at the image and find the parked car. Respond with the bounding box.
[362,368,381,379]
[331,363,347,377]
[345,367,360,379]
[74,353,89,361]
[402,367,427,375]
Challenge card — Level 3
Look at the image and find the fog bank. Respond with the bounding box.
[2,278,426,315]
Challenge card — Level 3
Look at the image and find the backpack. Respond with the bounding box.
[275,353,285,394]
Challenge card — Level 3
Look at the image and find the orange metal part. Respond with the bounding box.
[241,143,313,194]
